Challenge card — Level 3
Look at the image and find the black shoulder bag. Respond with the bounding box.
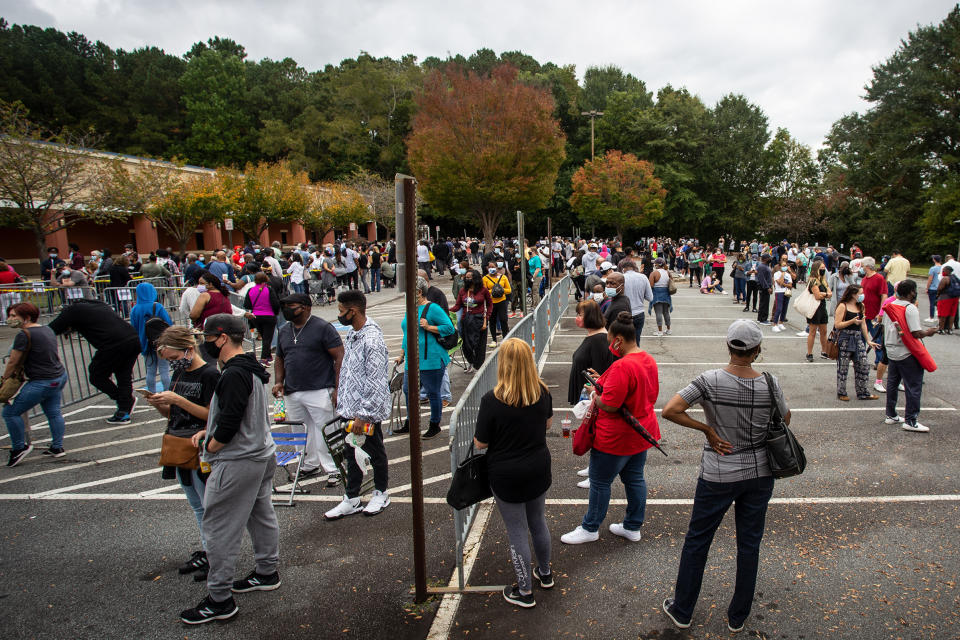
[446,441,492,510]
[762,372,806,478]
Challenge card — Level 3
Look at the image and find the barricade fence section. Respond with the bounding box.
[447,276,570,589]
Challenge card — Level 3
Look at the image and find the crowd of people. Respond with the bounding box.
[0,231,954,628]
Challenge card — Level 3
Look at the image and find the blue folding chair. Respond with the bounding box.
[271,421,309,507]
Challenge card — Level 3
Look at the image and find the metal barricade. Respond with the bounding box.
[446,276,570,589]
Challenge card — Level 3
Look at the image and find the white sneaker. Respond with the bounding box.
[923,318,937,324]
[795,331,808,337]
[884,415,905,424]
[362,490,390,516]
[874,382,886,393]
[771,325,781,332]
[902,422,929,433]
[560,526,599,545]
[324,496,362,520]
[576,467,590,477]
[898,383,905,392]
[653,331,662,337]
[577,478,590,489]
[609,522,642,542]
[664,329,672,335]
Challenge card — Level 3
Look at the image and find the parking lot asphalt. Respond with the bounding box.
[0,274,957,640]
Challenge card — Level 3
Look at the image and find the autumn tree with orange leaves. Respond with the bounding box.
[407,64,565,246]
[570,150,667,241]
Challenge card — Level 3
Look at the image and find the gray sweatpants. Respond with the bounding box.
[492,490,551,594]
[203,456,280,602]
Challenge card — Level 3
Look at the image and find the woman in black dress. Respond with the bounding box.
[804,259,833,362]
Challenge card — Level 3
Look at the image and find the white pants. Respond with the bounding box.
[285,388,337,474]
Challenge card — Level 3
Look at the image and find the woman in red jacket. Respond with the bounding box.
[561,310,660,545]
[450,269,492,372]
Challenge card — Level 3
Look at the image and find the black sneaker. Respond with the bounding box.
[804,354,814,363]
[502,585,535,608]
[7,444,33,467]
[193,569,208,582]
[533,566,554,589]
[326,473,341,487]
[179,595,238,624]
[231,570,281,593]
[422,423,441,439]
[298,467,322,480]
[393,420,410,434]
[662,598,690,629]
[42,447,66,458]
[104,411,131,424]
[178,550,208,574]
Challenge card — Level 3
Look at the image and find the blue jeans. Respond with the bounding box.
[927,289,938,319]
[631,313,645,339]
[734,278,746,302]
[143,351,170,393]
[672,476,774,626]
[582,449,648,532]
[179,468,207,550]
[3,372,69,450]
[421,366,452,402]
[403,368,444,424]
[865,318,883,365]
[370,268,381,292]
[290,281,306,294]
[773,292,787,323]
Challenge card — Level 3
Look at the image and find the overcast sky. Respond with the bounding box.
[2,0,956,149]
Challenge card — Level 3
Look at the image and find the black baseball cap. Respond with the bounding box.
[280,293,312,307]
[202,314,246,339]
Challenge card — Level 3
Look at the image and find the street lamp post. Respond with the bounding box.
[580,110,604,160]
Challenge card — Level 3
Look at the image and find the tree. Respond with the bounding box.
[760,129,824,241]
[303,182,369,240]
[94,156,182,221]
[344,168,396,238]
[569,150,666,240]
[147,173,226,258]
[0,101,123,262]
[216,161,312,242]
[407,64,566,246]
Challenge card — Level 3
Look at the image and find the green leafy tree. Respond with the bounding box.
[0,101,123,262]
[217,161,312,242]
[569,150,666,240]
[147,173,226,258]
[407,64,566,246]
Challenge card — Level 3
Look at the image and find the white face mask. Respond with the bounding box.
[592,292,604,303]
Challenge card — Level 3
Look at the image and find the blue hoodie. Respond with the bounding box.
[129,282,172,354]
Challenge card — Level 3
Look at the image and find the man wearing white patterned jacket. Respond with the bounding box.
[324,289,392,519]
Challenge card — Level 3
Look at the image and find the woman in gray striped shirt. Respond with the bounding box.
[660,319,791,634]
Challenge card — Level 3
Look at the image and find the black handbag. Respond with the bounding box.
[446,442,492,510]
[762,372,806,479]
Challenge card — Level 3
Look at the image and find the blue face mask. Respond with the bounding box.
[781,266,788,272]
[605,287,618,297]
[857,294,865,303]
[858,268,865,277]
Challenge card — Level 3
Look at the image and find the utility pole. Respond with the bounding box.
[580,110,604,160]
[517,210,527,316]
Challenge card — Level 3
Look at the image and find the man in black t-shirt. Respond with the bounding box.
[272,294,344,484]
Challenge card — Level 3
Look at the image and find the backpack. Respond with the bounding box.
[947,274,960,298]
[144,303,170,352]
[486,274,505,299]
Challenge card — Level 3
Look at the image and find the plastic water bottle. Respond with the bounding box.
[273,396,286,422]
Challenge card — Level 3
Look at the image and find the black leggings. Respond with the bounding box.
[490,301,509,341]
[251,315,277,360]
[89,339,140,413]
[712,266,724,288]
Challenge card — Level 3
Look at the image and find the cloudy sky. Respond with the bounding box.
[2,0,956,149]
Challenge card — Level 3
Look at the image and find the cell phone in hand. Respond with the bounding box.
[135,388,154,397]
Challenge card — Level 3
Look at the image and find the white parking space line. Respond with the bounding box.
[0,448,160,485]
[391,472,452,495]
[1,409,155,441]
[16,418,166,447]
[33,468,160,497]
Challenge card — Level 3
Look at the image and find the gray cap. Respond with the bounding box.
[726,319,763,349]
[202,314,246,339]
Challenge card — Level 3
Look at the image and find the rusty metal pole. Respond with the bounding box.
[403,176,428,603]
[546,217,552,288]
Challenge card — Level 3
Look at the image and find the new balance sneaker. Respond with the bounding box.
[7,444,33,467]
[662,598,691,629]
[232,569,281,592]
[576,478,590,489]
[560,526,599,545]
[533,566,554,589]
[42,447,66,458]
[105,411,131,424]
[324,496,362,520]
[576,467,590,477]
[608,522,642,542]
[502,585,536,608]
[180,595,238,624]
[902,422,929,433]
[874,381,887,393]
[884,415,905,424]
[362,490,390,516]
[178,550,208,574]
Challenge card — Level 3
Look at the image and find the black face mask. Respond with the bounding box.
[819,268,826,276]
[203,339,222,362]
[337,310,352,326]
[281,307,300,322]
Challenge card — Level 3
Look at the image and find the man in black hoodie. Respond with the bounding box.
[180,314,280,625]
[47,299,140,423]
